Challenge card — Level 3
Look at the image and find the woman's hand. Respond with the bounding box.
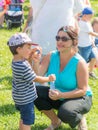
[28,46,42,74]
[49,89,62,100]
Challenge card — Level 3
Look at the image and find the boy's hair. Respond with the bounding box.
[92,17,98,26]
[7,33,33,55]
[8,43,25,55]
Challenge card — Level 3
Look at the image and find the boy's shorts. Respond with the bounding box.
[15,102,35,125]
[78,45,96,62]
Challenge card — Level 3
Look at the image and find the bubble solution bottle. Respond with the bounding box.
[50,81,55,90]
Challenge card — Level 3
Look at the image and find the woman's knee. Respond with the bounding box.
[58,103,81,128]
[58,104,75,122]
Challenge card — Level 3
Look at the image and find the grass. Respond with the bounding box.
[0,0,98,129]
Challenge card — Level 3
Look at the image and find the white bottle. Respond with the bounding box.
[50,81,55,90]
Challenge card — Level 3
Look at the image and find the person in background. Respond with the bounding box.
[92,17,98,67]
[92,17,98,47]
[78,7,98,79]
[32,26,92,130]
[23,0,85,55]
[7,33,55,130]
[0,0,11,28]
[75,0,91,21]
[84,0,91,7]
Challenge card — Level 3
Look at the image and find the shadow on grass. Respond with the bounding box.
[0,104,16,116]
[31,124,76,130]
[1,125,76,130]
[0,104,77,130]
[0,76,12,90]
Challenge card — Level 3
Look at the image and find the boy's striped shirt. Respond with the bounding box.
[12,60,37,105]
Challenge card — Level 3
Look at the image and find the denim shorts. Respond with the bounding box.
[78,45,96,62]
[15,102,35,125]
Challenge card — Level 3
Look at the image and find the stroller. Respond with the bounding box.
[5,0,24,31]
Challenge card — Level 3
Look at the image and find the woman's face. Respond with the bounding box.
[56,31,73,52]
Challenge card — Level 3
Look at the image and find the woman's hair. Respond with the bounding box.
[57,26,78,46]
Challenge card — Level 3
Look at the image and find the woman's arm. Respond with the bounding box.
[39,53,51,75]
[33,52,51,76]
[30,47,51,76]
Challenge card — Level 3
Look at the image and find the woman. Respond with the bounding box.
[33,26,92,130]
[0,0,11,27]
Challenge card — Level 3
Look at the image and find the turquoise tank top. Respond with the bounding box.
[47,51,92,96]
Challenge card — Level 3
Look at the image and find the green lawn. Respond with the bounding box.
[0,0,98,130]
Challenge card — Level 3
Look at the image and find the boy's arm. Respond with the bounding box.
[33,74,56,84]
[89,31,98,37]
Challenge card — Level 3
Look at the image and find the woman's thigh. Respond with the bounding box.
[60,96,92,114]
[34,86,62,110]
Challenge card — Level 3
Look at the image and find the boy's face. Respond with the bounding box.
[17,43,32,59]
[84,14,93,21]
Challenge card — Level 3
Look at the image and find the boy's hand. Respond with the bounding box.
[48,74,56,82]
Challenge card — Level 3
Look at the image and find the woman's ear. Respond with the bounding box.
[73,39,78,46]
[72,39,78,52]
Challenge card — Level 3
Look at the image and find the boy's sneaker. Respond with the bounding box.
[78,116,87,130]
[89,72,98,79]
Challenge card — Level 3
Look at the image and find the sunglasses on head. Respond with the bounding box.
[55,36,71,42]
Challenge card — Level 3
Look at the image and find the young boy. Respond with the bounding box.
[78,7,98,79]
[92,17,98,67]
[7,33,56,130]
[92,17,98,47]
